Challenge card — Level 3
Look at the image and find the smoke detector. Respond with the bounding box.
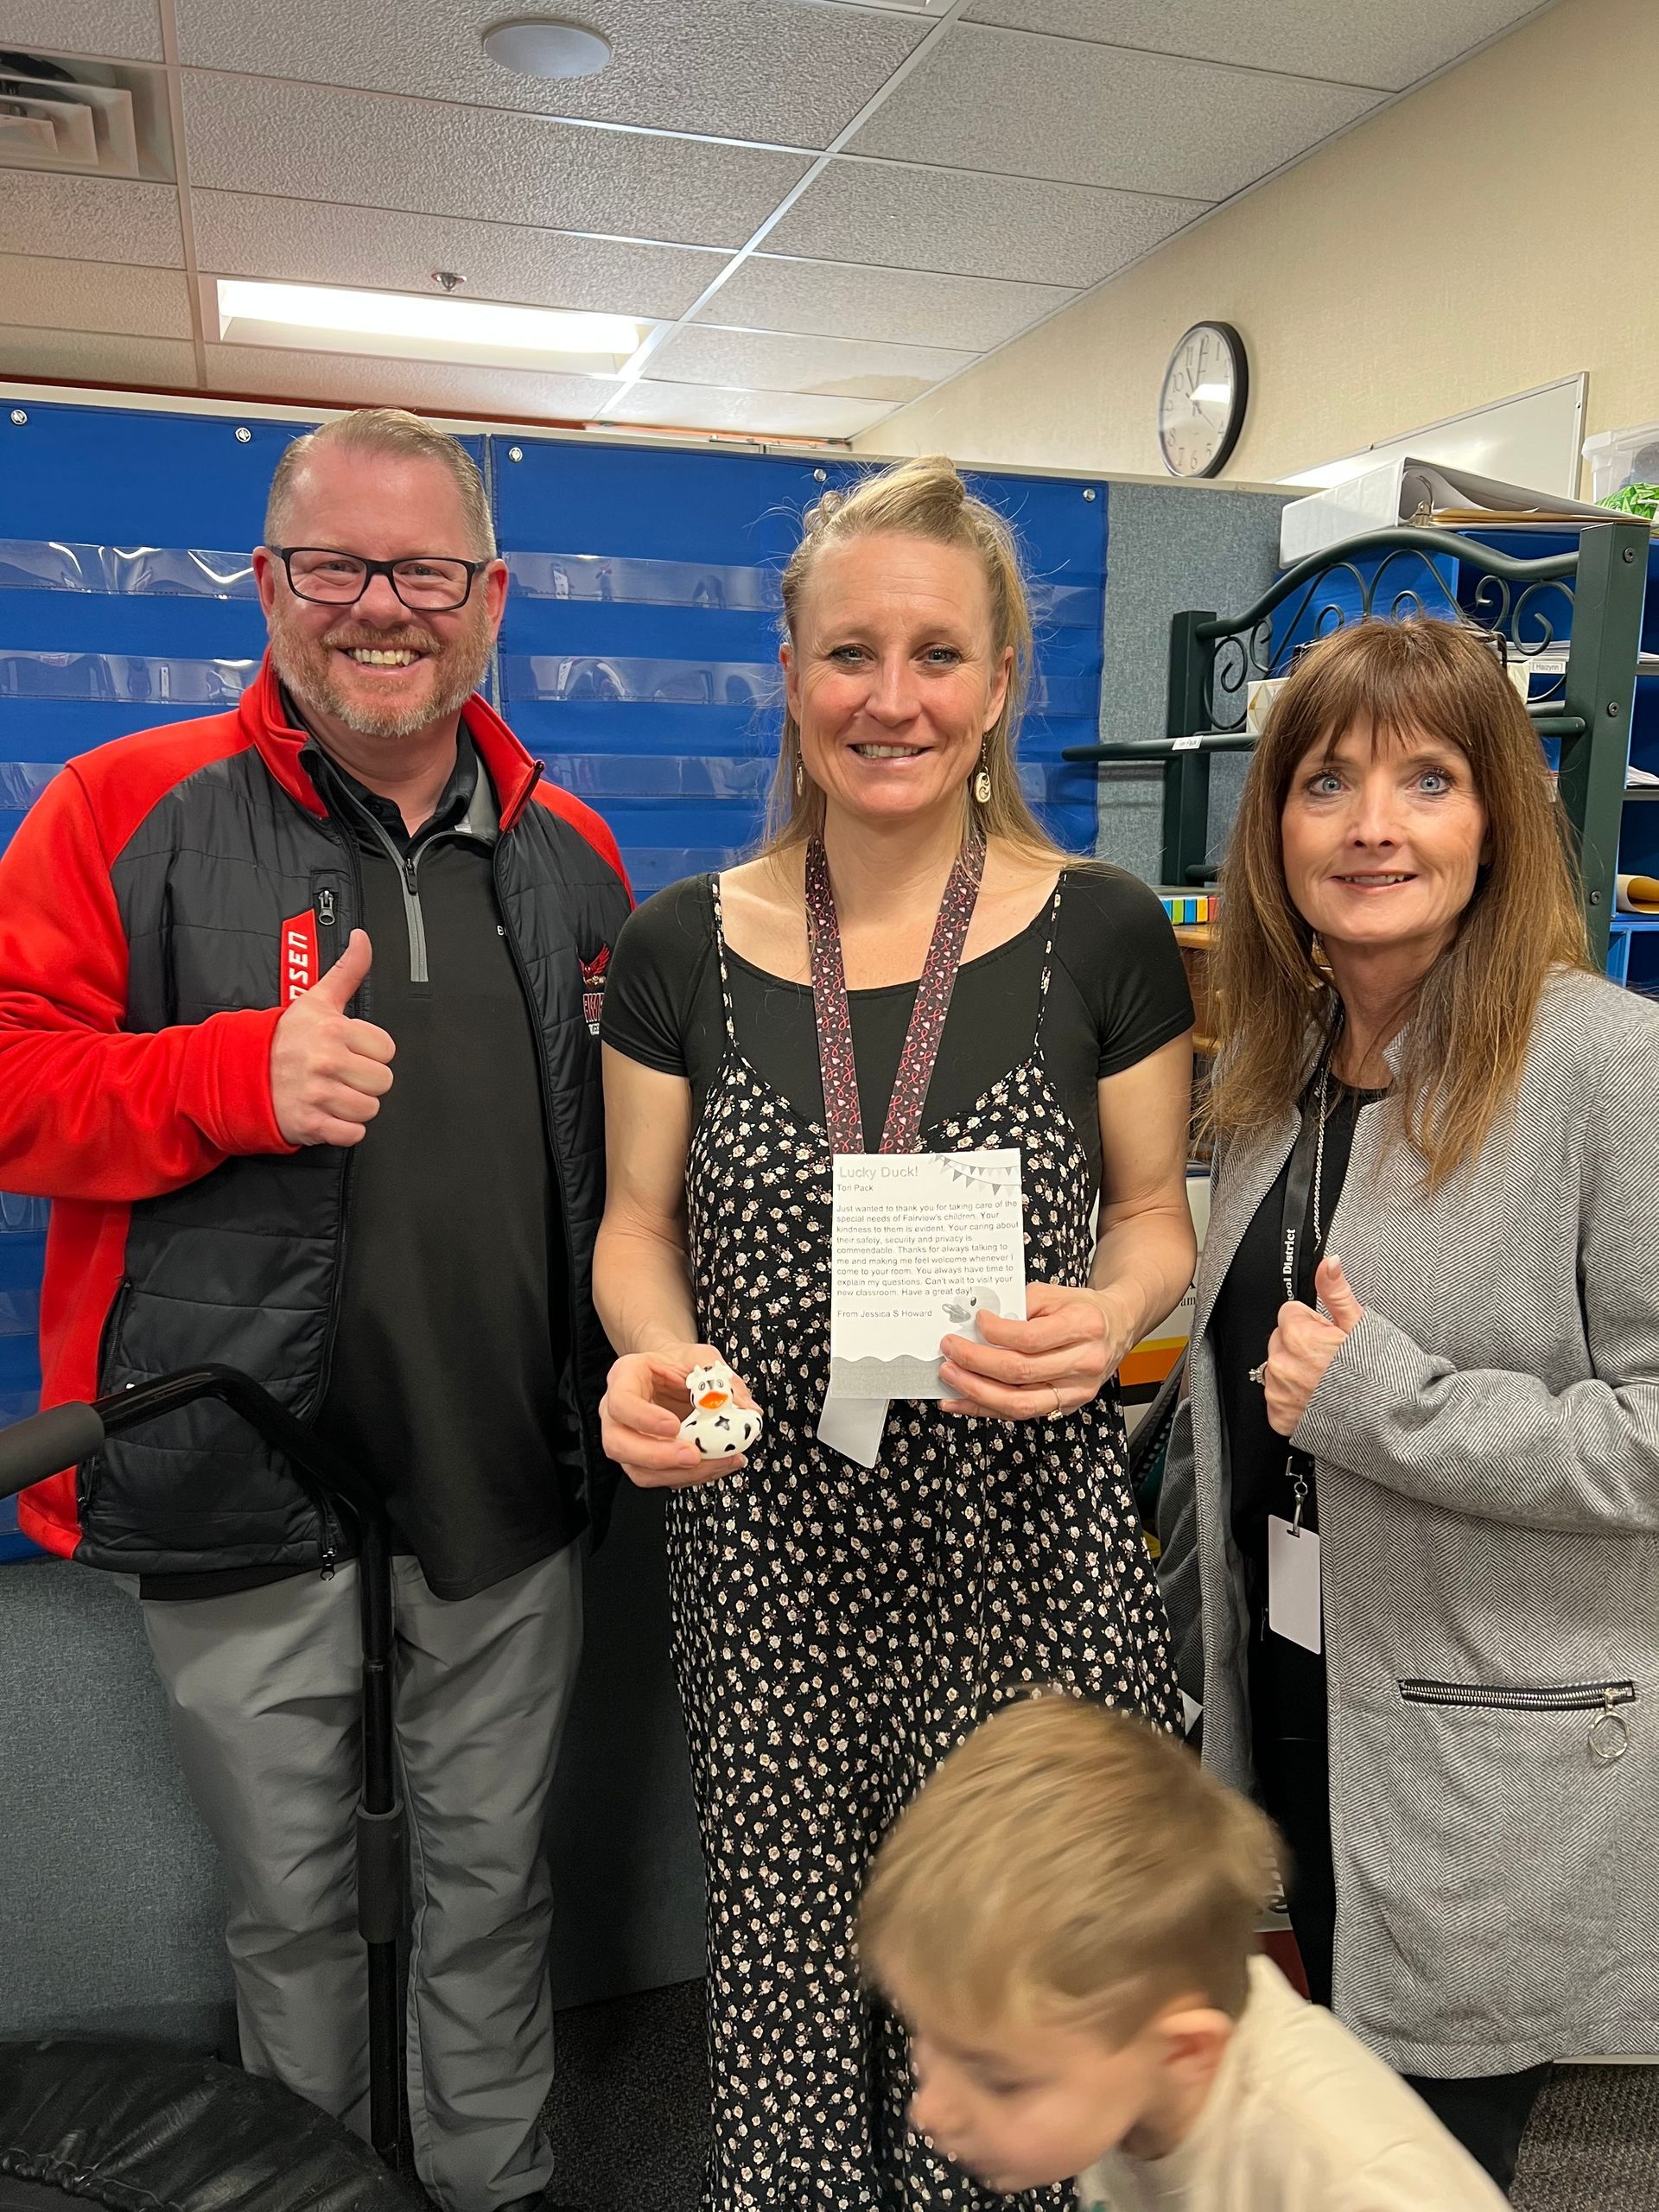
[480,19,613,79]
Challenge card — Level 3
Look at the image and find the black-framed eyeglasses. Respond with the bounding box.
[273,546,492,613]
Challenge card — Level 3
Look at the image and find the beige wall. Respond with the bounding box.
[857,0,1659,493]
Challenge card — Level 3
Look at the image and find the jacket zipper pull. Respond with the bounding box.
[318,887,336,925]
[1589,1685,1629,1766]
[404,854,418,898]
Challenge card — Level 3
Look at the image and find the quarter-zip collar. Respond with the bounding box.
[298,717,485,856]
[327,729,474,851]
[239,648,542,830]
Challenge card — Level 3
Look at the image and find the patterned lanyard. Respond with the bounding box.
[804,833,986,1155]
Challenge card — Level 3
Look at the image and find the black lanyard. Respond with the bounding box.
[1278,1060,1332,1308]
[1277,1048,1338,1531]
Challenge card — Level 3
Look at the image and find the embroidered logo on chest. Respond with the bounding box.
[580,944,611,1036]
[280,909,320,1004]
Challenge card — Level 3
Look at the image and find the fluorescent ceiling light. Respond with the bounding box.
[215,279,641,375]
[482,17,612,78]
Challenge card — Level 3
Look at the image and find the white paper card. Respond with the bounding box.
[818,1148,1027,1465]
[1267,1516,1322,1654]
[830,1148,1026,1395]
[815,1390,891,1468]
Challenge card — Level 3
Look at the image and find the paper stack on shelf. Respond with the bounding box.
[1281,458,1612,566]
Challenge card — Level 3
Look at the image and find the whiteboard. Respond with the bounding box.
[1279,374,1586,498]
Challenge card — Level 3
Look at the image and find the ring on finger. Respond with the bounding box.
[1050,1384,1064,1418]
[1248,1362,1267,1385]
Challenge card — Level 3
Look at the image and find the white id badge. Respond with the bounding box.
[1267,1516,1322,1655]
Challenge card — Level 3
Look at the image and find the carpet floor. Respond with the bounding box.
[546,1980,1659,2211]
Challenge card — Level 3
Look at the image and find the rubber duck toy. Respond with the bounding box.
[680,1359,764,1459]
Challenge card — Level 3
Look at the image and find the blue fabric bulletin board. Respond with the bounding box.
[0,397,1109,1557]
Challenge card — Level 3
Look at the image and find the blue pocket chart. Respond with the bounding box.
[0,397,1109,1558]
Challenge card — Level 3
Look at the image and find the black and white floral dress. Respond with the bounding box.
[660,878,1182,2211]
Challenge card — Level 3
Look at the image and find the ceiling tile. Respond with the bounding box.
[650,323,975,404]
[202,340,619,421]
[0,168,181,266]
[766,159,1200,288]
[0,0,162,61]
[850,24,1383,198]
[0,253,192,339]
[0,327,197,385]
[174,0,927,149]
[963,1,1548,95]
[698,255,1075,352]
[181,73,812,248]
[605,380,893,440]
[193,193,728,322]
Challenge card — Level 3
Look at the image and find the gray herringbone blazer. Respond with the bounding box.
[1158,968,1659,2075]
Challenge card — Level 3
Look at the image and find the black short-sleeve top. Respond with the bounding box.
[601,866,1193,1209]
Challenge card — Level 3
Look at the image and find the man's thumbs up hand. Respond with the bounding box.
[307,924,374,1014]
[270,929,397,1147]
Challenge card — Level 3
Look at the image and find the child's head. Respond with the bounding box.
[860,1696,1279,2192]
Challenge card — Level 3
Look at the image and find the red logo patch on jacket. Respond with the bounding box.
[281,910,319,1004]
[580,945,611,1036]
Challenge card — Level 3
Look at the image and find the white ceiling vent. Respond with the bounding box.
[0,48,174,181]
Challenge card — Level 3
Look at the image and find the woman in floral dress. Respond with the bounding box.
[594,456,1196,2210]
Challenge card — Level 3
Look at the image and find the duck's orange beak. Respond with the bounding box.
[697,1390,728,1410]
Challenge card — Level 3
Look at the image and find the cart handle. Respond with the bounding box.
[0,1363,379,1528]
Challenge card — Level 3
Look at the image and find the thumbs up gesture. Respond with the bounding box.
[1262,1256,1364,1440]
[270,930,396,1147]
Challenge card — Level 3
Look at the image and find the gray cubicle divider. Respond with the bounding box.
[1093,480,1291,880]
[0,1477,702,2041]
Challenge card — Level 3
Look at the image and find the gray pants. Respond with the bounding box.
[142,1548,582,2212]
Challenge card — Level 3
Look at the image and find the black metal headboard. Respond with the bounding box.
[1064,518,1646,962]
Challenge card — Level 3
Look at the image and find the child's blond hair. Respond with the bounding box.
[861,1696,1279,2046]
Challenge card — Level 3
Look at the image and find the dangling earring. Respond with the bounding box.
[973,753,992,805]
[794,757,805,799]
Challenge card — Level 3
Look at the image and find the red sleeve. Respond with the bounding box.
[0,763,293,1202]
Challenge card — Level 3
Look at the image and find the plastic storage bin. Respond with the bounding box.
[1583,422,1659,502]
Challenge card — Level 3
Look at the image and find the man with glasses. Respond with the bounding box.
[0,409,630,2212]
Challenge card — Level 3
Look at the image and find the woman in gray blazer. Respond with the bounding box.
[1159,616,1659,2194]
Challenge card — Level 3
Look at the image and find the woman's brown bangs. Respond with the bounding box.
[1287,634,1484,775]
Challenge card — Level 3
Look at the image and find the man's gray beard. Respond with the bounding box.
[270,617,492,741]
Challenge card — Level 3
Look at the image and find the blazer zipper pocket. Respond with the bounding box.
[1399,1676,1636,1766]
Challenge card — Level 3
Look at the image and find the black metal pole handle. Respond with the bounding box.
[0,1365,384,1539]
[0,1401,107,1501]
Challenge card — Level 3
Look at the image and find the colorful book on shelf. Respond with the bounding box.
[1159,892,1217,925]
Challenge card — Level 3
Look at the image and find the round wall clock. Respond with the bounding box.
[1157,321,1249,479]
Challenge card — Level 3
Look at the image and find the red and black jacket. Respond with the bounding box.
[0,654,631,1574]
